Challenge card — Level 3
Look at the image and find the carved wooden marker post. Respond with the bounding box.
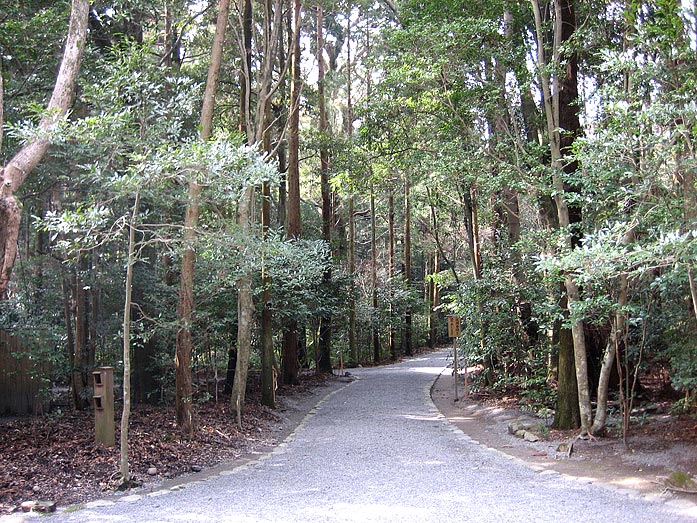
[447,315,462,401]
[93,367,115,446]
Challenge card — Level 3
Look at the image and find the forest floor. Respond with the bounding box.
[1,354,697,516]
[432,368,697,503]
[0,372,342,515]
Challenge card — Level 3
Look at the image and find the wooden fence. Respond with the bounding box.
[0,329,48,415]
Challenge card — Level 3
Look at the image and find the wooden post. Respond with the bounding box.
[453,337,458,401]
[463,350,469,400]
[93,367,115,447]
[447,316,461,402]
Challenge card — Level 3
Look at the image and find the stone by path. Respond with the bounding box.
[12,351,697,522]
[431,362,697,501]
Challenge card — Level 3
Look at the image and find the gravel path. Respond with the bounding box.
[26,351,697,522]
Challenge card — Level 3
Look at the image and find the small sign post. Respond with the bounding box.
[447,315,461,338]
[447,316,462,401]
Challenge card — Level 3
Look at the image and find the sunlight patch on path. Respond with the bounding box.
[399,414,441,421]
[408,366,446,375]
[306,503,433,522]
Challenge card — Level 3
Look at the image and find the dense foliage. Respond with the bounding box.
[1,0,696,440]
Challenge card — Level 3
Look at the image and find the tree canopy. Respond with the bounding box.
[1,0,696,458]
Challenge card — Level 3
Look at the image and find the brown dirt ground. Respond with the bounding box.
[431,369,697,507]
[0,372,345,515]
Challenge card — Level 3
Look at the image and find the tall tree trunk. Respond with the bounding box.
[426,188,459,285]
[231,0,285,418]
[557,0,591,431]
[428,250,438,348]
[260,82,275,408]
[463,185,482,281]
[499,10,522,256]
[316,6,333,374]
[275,45,288,228]
[403,175,412,357]
[175,179,198,434]
[553,293,581,429]
[463,183,493,384]
[388,185,397,360]
[61,274,76,401]
[238,0,253,134]
[591,274,628,434]
[120,191,141,485]
[493,12,532,348]
[371,190,381,363]
[346,12,358,367]
[591,3,638,430]
[590,5,641,432]
[176,0,231,435]
[531,0,591,432]
[277,142,288,228]
[282,0,302,385]
[261,181,275,408]
[163,1,182,70]
[346,8,356,363]
[347,195,356,361]
[667,0,697,331]
[0,0,89,299]
[276,7,290,229]
[359,16,379,364]
[88,250,98,383]
[71,255,91,410]
[232,240,254,425]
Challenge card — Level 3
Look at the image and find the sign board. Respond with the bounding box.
[447,315,461,338]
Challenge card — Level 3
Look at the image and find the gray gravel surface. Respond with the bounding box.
[24,351,697,522]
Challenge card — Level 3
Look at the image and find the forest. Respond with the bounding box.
[1,0,696,486]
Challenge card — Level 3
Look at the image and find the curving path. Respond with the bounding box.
[41,351,695,522]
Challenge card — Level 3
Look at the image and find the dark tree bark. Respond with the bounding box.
[261,198,276,409]
[261,87,275,408]
[532,0,590,431]
[260,213,275,404]
[238,0,253,134]
[176,0,231,435]
[224,343,237,394]
[371,191,381,363]
[553,295,581,428]
[346,11,358,368]
[388,185,397,360]
[275,8,289,229]
[402,175,413,357]
[555,0,588,431]
[175,180,198,434]
[316,6,333,374]
[428,251,438,349]
[71,255,91,410]
[282,0,302,385]
[346,195,356,363]
[462,185,482,281]
[557,0,583,240]
[230,0,286,418]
